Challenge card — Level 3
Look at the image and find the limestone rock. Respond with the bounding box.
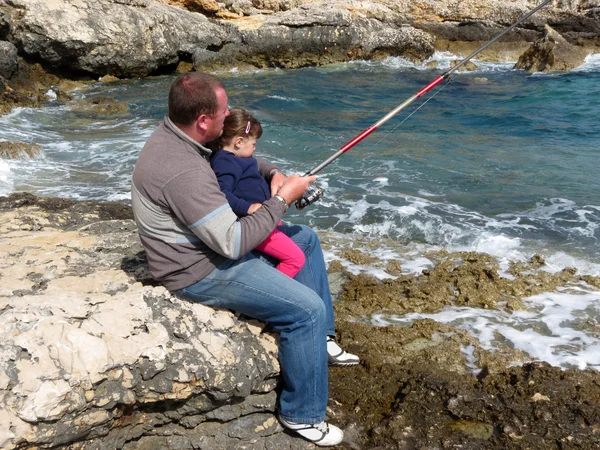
[0,193,299,450]
[514,24,588,72]
[0,0,598,80]
[0,0,227,77]
[236,5,435,68]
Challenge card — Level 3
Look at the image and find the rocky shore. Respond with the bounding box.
[1,0,599,115]
[1,1,600,448]
[1,193,599,449]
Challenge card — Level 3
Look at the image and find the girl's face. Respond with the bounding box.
[235,136,257,158]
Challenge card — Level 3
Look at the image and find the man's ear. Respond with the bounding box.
[196,114,209,132]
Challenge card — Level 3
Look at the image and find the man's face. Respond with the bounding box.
[205,88,230,142]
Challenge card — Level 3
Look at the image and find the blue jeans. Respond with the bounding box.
[174,224,336,423]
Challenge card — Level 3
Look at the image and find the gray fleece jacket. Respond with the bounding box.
[131,117,285,291]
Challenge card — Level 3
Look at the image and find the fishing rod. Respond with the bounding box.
[296,0,553,209]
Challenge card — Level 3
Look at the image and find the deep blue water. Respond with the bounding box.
[1,53,599,272]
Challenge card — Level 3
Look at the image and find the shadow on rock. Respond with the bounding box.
[120,251,159,287]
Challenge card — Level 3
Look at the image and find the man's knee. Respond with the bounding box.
[285,224,318,251]
[290,292,326,325]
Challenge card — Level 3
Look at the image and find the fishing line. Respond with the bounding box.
[365,77,454,153]
[295,0,553,209]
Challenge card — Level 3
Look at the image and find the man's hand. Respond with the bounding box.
[270,171,287,197]
[276,174,317,205]
[247,203,262,214]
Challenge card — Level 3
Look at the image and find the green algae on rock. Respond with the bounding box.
[68,96,131,117]
[0,141,42,160]
[333,250,586,322]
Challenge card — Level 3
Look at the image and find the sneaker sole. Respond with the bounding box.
[329,360,360,366]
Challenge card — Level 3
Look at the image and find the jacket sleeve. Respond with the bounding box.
[255,155,278,179]
[162,165,285,260]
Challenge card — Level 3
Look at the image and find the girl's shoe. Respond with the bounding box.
[327,336,360,366]
[279,416,344,446]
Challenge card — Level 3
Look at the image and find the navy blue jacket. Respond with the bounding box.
[211,150,271,217]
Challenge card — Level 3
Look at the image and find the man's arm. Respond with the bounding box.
[163,167,281,259]
[255,156,286,197]
[163,166,315,260]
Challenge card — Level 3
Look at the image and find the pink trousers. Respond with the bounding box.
[255,227,306,278]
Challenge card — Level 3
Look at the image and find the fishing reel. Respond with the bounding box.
[295,184,324,210]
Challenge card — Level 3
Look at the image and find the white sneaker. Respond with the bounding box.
[327,336,360,366]
[279,416,344,446]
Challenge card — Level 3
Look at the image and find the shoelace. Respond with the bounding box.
[314,422,329,434]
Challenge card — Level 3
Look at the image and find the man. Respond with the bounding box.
[131,72,359,447]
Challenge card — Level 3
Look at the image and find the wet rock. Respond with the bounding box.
[515,24,589,72]
[450,59,478,71]
[471,76,490,84]
[0,40,17,79]
[329,328,600,450]
[0,60,81,115]
[339,249,379,265]
[334,249,591,321]
[68,96,130,116]
[449,420,494,439]
[98,74,120,83]
[0,141,42,160]
[385,259,402,276]
[426,60,439,69]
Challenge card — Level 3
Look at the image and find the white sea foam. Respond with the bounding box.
[328,187,599,279]
[417,190,439,197]
[361,52,517,73]
[461,343,481,374]
[267,95,302,102]
[456,233,524,261]
[0,160,14,196]
[106,192,131,202]
[544,253,600,277]
[572,53,600,72]
[378,287,600,370]
[45,89,57,101]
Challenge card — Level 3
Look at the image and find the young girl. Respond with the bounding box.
[209,107,305,278]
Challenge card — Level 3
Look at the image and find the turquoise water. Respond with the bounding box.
[1,53,599,267]
[2,52,600,369]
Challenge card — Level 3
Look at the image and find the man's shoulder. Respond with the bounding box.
[135,124,212,186]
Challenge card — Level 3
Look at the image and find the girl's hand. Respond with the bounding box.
[247,203,262,214]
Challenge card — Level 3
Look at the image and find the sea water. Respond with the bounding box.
[1,52,599,369]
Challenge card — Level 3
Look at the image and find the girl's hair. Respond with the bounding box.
[206,107,262,152]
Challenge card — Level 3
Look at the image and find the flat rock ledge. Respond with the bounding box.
[0,193,313,450]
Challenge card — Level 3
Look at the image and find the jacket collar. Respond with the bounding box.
[164,116,213,158]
